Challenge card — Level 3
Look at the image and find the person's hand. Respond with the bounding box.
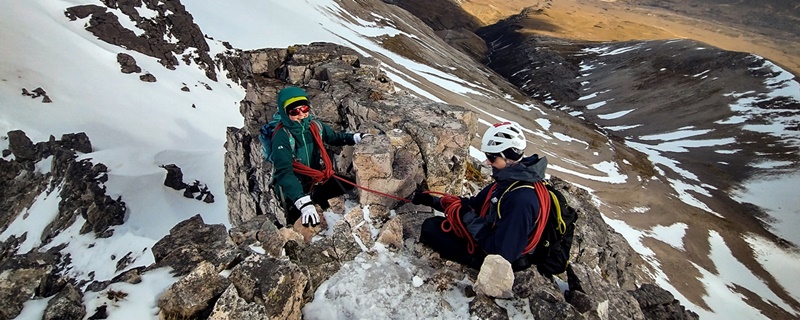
[459,197,471,212]
[294,195,319,227]
[353,133,374,144]
[411,191,435,207]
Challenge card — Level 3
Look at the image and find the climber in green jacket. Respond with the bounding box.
[270,86,372,227]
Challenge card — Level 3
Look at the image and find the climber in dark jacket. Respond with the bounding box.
[413,122,547,269]
[271,86,371,227]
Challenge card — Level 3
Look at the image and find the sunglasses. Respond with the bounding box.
[287,105,310,116]
[485,153,501,163]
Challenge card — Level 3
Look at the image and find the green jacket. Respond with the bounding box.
[271,86,356,203]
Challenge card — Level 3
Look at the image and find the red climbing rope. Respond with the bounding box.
[288,124,412,203]
[425,181,552,255]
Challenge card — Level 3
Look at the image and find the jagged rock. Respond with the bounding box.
[376,216,403,250]
[114,252,135,272]
[292,212,327,244]
[158,261,231,319]
[567,289,594,314]
[224,43,474,229]
[161,164,187,190]
[87,265,146,293]
[203,192,215,203]
[529,290,584,319]
[630,283,699,320]
[7,130,36,161]
[227,255,307,320]
[87,305,107,320]
[59,132,92,154]
[65,2,217,80]
[353,132,423,208]
[468,294,509,320]
[209,284,269,319]
[567,263,646,320]
[21,136,125,239]
[283,220,362,300]
[151,215,242,276]
[0,252,57,319]
[43,283,86,320]
[474,255,514,299]
[229,215,287,257]
[139,73,157,82]
[343,205,374,250]
[116,52,141,74]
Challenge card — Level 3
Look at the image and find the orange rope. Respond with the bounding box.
[522,182,551,254]
[427,191,478,254]
[288,122,334,186]
[286,123,413,203]
[427,181,552,256]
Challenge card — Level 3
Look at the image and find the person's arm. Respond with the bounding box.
[271,130,305,203]
[318,121,356,146]
[461,188,538,263]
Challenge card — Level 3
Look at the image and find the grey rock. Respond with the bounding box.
[0,252,57,319]
[227,254,307,320]
[468,294,509,320]
[529,290,584,320]
[7,130,36,161]
[139,73,157,82]
[161,164,187,190]
[151,214,242,276]
[116,52,141,74]
[158,261,231,319]
[630,283,699,320]
[209,284,269,319]
[59,132,92,154]
[43,284,86,320]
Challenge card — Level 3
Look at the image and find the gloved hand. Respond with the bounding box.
[294,195,319,227]
[353,133,373,144]
[459,197,472,213]
[411,191,436,207]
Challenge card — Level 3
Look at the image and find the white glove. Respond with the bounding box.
[353,133,373,144]
[294,195,319,227]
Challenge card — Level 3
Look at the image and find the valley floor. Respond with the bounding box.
[462,0,800,77]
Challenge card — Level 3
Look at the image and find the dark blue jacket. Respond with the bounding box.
[435,155,548,262]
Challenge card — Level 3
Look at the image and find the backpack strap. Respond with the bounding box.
[490,180,552,255]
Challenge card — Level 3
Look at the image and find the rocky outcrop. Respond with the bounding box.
[223,42,475,228]
[1,131,125,246]
[65,0,218,80]
[631,283,700,320]
[43,284,86,320]
[0,252,60,319]
[151,214,242,276]
[215,42,696,320]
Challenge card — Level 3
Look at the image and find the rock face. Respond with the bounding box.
[216,42,696,320]
[1,131,125,245]
[0,252,59,319]
[223,42,476,228]
[151,214,242,276]
[65,0,218,80]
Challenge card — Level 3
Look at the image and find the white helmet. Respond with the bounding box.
[481,122,526,157]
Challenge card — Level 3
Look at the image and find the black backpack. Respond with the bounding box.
[511,184,578,275]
